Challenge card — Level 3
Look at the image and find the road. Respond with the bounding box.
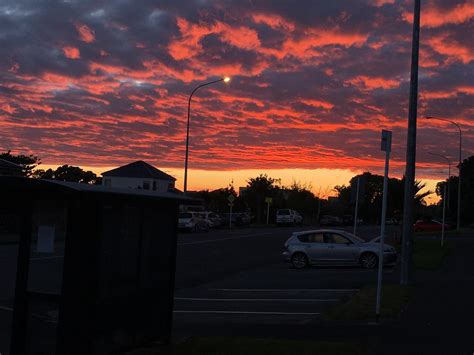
[0,224,399,353]
[173,225,400,337]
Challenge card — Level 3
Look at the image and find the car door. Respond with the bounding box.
[302,232,327,262]
[324,232,358,263]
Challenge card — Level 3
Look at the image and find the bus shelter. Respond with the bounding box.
[1,177,192,354]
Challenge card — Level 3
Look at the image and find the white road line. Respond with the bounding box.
[173,310,320,316]
[0,305,14,312]
[209,288,359,292]
[30,256,64,261]
[174,297,339,302]
[178,233,270,246]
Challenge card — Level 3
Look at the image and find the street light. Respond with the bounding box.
[425,116,462,230]
[427,152,450,211]
[183,77,231,194]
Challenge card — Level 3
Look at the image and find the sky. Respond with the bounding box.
[1,0,473,203]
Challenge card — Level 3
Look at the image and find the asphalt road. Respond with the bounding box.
[0,224,399,353]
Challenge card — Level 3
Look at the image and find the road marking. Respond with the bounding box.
[30,256,64,261]
[178,233,270,246]
[0,305,13,312]
[209,288,359,292]
[173,310,320,316]
[175,297,339,302]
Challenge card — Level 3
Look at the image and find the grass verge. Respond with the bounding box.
[323,285,411,322]
[126,337,365,355]
[413,239,452,270]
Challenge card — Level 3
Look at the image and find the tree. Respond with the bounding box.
[0,150,41,177]
[335,172,432,223]
[34,165,102,184]
[243,174,281,223]
[436,155,474,226]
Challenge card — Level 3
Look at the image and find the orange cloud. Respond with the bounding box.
[75,23,95,43]
[63,46,80,59]
[427,33,473,64]
[251,13,295,31]
[345,75,400,90]
[409,2,474,28]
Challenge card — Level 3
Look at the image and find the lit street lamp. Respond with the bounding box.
[183,77,231,194]
[427,152,450,211]
[425,116,462,230]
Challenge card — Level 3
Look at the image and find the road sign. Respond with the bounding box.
[228,202,234,207]
[227,195,235,203]
[265,197,272,204]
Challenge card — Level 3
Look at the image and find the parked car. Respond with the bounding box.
[178,212,209,232]
[282,229,397,269]
[276,209,303,226]
[222,212,251,226]
[320,215,343,226]
[198,211,223,228]
[414,219,451,232]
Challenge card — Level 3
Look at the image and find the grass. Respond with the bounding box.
[126,337,365,355]
[324,285,412,322]
[413,239,452,270]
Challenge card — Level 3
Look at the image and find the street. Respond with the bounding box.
[0,224,398,352]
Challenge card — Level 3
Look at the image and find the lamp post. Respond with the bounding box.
[183,77,230,194]
[425,116,462,230]
[428,152,450,211]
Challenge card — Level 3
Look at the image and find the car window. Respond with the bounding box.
[278,209,290,215]
[179,213,192,218]
[325,233,352,244]
[307,233,324,243]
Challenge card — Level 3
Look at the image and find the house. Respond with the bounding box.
[101,160,178,193]
[0,159,23,176]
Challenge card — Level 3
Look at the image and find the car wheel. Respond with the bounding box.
[291,253,308,269]
[360,252,378,269]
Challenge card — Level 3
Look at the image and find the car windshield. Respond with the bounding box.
[179,213,192,219]
[278,210,290,215]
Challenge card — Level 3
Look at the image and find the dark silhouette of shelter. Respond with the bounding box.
[0,159,23,176]
[2,176,194,354]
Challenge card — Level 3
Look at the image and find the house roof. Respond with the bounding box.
[0,176,194,203]
[102,161,176,181]
[0,159,23,170]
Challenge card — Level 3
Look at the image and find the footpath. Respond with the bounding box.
[375,234,474,355]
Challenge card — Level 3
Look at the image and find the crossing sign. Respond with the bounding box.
[228,195,235,203]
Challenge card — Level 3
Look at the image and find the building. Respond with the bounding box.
[102,160,178,193]
[0,159,23,176]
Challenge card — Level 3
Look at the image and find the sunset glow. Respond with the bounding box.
[1,1,472,201]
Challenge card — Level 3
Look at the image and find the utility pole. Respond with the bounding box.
[401,0,421,286]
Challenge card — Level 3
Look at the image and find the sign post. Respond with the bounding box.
[441,184,446,248]
[228,195,235,228]
[265,197,272,225]
[353,177,360,235]
[376,129,392,322]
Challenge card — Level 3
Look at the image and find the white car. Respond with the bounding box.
[178,212,209,232]
[197,211,223,228]
[276,209,303,226]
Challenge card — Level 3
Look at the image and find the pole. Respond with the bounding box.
[229,204,233,228]
[456,127,462,231]
[353,177,360,235]
[400,0,421,286]
[376,137,391,322]
[441,184,446,248]
[266,202,270,225]
[184,78,225,194]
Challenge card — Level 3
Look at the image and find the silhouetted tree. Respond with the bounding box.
[34,165,101,184]
[244,174,281,223]
[0,150,41,177]
[436,155,474,226]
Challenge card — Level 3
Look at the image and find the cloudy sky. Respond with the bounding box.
[0,0,472,198]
